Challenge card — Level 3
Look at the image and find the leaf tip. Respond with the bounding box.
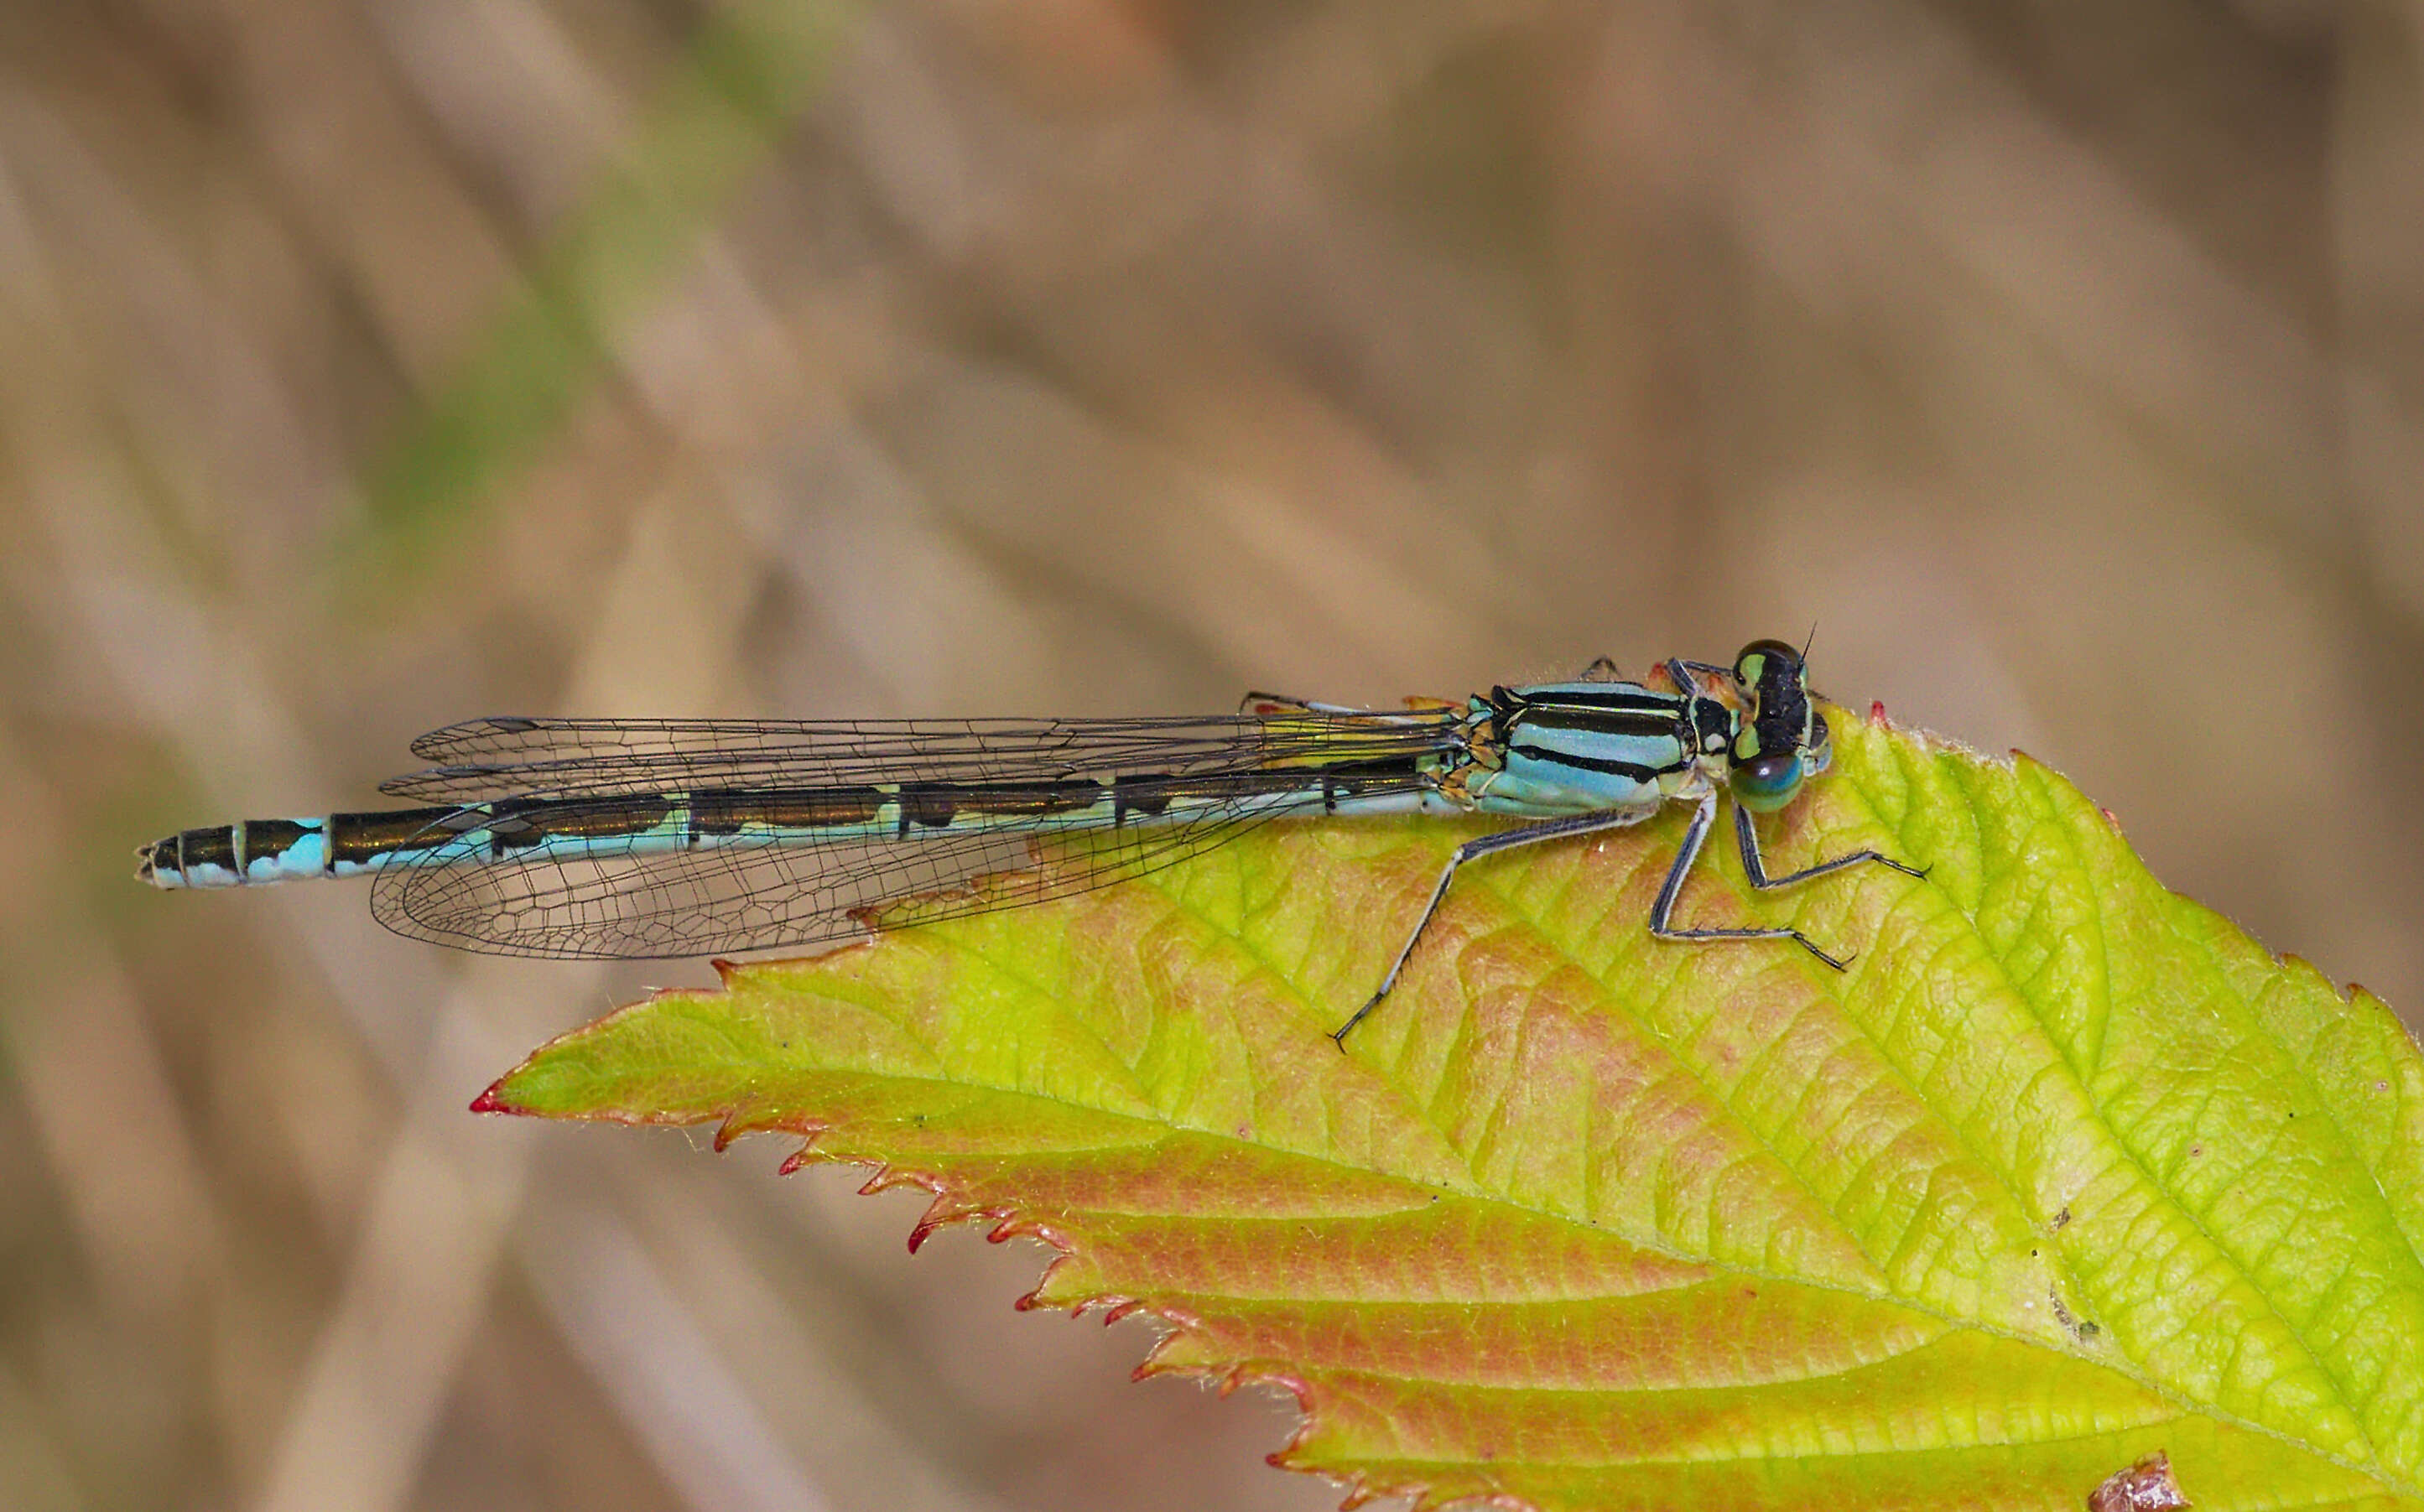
[468,1081,519,1115]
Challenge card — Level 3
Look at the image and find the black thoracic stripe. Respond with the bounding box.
[242,818,314,872]
[1507,742,1675,781]
[1532,691,1682,713]
[327,806,467,864]
[1507,709,1683,741]
[1500,686,1682,714]
[687,787,888,837]
[182,825,236,872]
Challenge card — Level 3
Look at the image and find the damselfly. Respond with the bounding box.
[137,639,1925,1045]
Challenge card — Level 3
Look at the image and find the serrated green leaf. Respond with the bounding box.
[481,709,2424,1512]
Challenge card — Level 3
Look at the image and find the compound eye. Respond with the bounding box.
[1730,751,1805,813]
[1733,637,1801,683]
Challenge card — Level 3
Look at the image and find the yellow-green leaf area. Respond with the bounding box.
[486,709,2424,1511]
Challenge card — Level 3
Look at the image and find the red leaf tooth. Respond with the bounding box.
[774,1134,832,1176]
[1012,1217,1079,1251]
[908,1208,968,1250]
[649,1101,1559,1512]
[1014,1255,1077,1312]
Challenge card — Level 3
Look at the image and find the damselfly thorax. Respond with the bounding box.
[138,640,1926,1045]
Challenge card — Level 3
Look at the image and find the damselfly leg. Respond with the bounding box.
[1667,658,1737,683]
[1648,791,1838,962]
[1648,792,1926,971]
[1730,803,1928,891]
[1327,808,1657,1048]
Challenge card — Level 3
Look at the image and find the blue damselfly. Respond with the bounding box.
[138,640,1925,1044]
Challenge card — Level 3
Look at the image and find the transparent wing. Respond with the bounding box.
[364,783,1418,959]
[404,714,1255,765]
[386,711,1462,802]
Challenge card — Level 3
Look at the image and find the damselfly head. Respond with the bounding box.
[1728,638,1822,812]
[1730,637,1805,694]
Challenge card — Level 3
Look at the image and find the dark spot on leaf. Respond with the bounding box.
[2047,1290,2100,1346]
[2088,1449,2189,1511]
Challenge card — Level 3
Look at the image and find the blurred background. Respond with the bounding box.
[3,1,2419,1508]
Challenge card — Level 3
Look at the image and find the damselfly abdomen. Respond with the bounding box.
[138,640,1925,1044]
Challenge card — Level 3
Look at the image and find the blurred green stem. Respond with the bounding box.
[351,3,861,585]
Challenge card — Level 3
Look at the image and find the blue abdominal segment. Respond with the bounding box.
[135,771,1461,891]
